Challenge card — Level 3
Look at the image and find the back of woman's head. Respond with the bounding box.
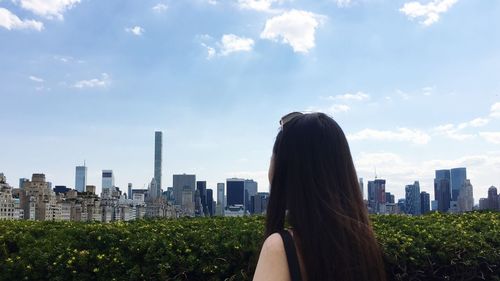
[266,112,386,281]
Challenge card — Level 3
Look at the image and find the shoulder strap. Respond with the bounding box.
[279,230,302,281]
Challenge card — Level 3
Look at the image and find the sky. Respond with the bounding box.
[1,0,499,203]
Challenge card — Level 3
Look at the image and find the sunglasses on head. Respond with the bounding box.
[279,112,304,129]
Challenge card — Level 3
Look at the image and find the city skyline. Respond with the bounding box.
[0,131,498,205]
[1,0,499,202]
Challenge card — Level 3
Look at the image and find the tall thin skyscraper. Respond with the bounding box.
[216,183,225,216]
[359,178,364,199]
[206,189,214,216]
[154,131,163,198]
[75,165,87,192]
[217,183,225,207]
[450,168,466,201]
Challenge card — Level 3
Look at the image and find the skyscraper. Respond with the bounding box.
[102,170,114,191]
[154,131,162,198]
[227,178,245,207]
[457,179,474,212]
[19,178,28,189]
[206,189,214,216]
[216,183,225,216]
[128,183,133,200]
[420,191,430,214]
[244,179,258,213]
[148,178,158,199]
[488,186,498,211]
[196,181,208,215]
[450,168,466,201]
[173,174,196,206]
[253,192,270,214]
[405,181,421,215]
[75,165,87,192]
[434,170,451,212]
[367,179,386,213]
[359,178,364,199]
[385,192,395,204]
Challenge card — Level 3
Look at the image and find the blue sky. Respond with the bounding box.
[1,0,499,202]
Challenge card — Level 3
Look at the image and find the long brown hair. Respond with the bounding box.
[265,113,386,281]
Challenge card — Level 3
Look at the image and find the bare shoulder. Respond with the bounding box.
[262,233,285,254]
[253,233,290,281]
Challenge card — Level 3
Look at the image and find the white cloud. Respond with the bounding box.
[396,89,411,100]
[29,75,44,82]
[434,123,475,141]
[237,0,282,12]
[53,55,84,64]
[201,43,216,59]
[325,91,370,102]
[400,0,458,26]
[219,34,254,56]
[125,26,144,36]
[73,73,110,89]
[260,9,325,53]
[328,104,350,114]
[434,125,474,141]
[434,117,489,141]
[35,86,50,91]
[422,86,434,96]
[152,3,168,13]
[490,102,500,118]
[0,7,43,31]
[335,0,352,7]
[464,118,489,128]
[348,128,431,145]
[479,132,500,144]
[16,0,81,20]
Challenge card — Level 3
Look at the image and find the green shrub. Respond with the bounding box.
[0,212,498,281]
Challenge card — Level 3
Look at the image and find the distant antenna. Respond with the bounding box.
[374,167,378,179]
[84,159,86,167]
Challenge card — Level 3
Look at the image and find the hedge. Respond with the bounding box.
[0,212,498,281]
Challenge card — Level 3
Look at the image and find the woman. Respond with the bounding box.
[253,112,386,281]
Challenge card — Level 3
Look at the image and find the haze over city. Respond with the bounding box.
[1,0,499,202]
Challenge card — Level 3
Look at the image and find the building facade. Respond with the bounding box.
[450,168,466,201]
[434,169,451,212]
[227,178,245,207]
[154,131,162,198]
[173,174,196,209]
[101,170,114,198]
[457,179,474,212]
[216,183,225,216]
[368,179,386,214]
[420,191,430,214]
[244,179,258,213]
[405,181,421,216]
[75,165,87,193]
[488,186,498,211]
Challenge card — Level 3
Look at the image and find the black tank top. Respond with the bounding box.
[279,230,303,281]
